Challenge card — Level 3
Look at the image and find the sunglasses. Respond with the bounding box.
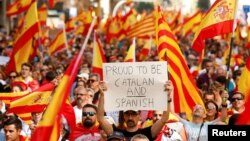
[88,79,96,83]
[206,105,216,110]
[232,97,243,102]
[82,112,96,117]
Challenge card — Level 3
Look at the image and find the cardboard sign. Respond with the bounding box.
[103,61,168,111]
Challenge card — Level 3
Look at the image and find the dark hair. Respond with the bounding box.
[21,62,32,71]
[45,71,57,82]
[3,117,22,130]
[232,91,245,99]
[83,104,97,112]
[89,73,100,81]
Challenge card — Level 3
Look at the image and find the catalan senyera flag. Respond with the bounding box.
[31,54,82,141]
[92,32,107,80]
[168,10,181,30]
[6,0,32,16]
[182,11,201,36]
[126,14,155,39]
[8,82,55,114]
[124,38,136,62]
[48,30,67,55]
[156,6,203,120]
[17,113,32,125]
[38,3,47,26]
[192,0,237,55]
[237,57,250,97]
[0,92,28,107]
[6,1,39,74]
[138,37,152,61]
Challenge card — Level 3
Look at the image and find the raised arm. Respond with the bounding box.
[97,82,114,136]
[151,80,173,138]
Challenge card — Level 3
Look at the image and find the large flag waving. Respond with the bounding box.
[6,0,32,16]
[6,0,39,74]
[92,32,106,80]
[30,54,82,141]
[192,0,237,55]
[38,3,48,26]
[156,6,203,119]
[8,82,55,114]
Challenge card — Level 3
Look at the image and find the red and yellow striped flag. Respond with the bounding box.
[48,30,67,55]
[182,11,201,36]
[126,14,155,39]
[0,92,28,107]
[8,82,55,114]
[6,0,32,16]
[30,53,82,141]
[192,0,237,55]
[124,38,136,62]
[38,3,47,26]
[6,0,39,74]
[92,32,106,80]
[156,6,203,120]
[65,18,75,32]
[138,38,152,61]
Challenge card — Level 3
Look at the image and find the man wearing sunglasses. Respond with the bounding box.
[72,104,103,141]
[97,81,173,140]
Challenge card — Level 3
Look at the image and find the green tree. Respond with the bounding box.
[136,2,154,13]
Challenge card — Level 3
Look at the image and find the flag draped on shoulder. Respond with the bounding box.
[192,0,237,55]
[124,38,136,62]
[30,54,82,141]
[92,32,106,80]
[6,0,39,74]
[156,6,203,119]
[6,0,33,16]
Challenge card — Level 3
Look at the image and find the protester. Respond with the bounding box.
[97,80,172,140]
[72,104,102,140]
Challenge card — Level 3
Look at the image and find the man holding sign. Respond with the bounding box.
[97,62,172,140]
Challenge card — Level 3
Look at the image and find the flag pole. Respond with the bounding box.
[225,0,238,92]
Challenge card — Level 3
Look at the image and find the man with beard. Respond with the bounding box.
[72,104,102,141]
[97,80,173,140]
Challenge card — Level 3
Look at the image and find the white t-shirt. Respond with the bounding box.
[75,133,101,141]
[180,118,216,141]
[73,106,82,124]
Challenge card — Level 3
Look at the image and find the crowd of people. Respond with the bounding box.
[0,5,249,140]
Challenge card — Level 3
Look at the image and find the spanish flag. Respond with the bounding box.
[192,0,237,55]
[156,6,203,120]
[30,53,82,141]
[92,32,106,80]
[182,11,201,36]
[6,0,32,16]
[138,38,152,61]
[124,38,136,62]
[38,3,47,26]
[246,26,250,48]
[6,0,39,74]
[8,82,55,114]
[65,18,75,32]
[48,30,67,55]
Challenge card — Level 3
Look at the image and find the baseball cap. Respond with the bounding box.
[107,131,125,141]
